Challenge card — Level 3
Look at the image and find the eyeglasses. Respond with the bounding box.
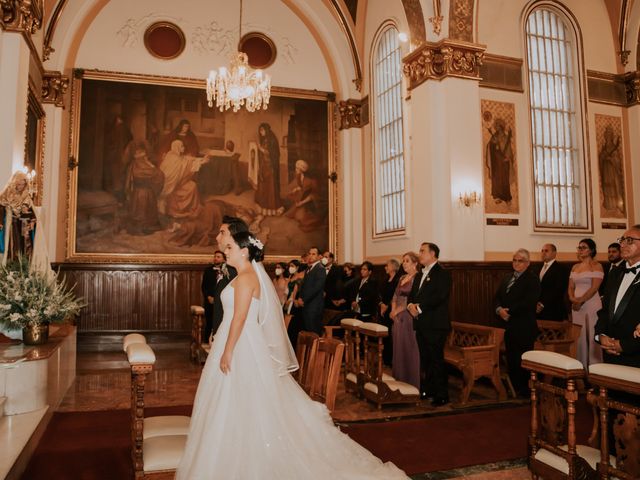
[512,258,528,263]
[576,246,590,250]
[617,236,640,245]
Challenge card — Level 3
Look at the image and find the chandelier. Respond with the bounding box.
[206,0,271,112]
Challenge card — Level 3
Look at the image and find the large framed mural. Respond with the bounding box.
[66,70,335,262]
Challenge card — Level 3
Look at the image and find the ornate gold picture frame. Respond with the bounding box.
[66,70,336,263]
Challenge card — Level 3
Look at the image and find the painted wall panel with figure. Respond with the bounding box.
[595,114,626,219]
[481,100,519,215]
[67,72,332,262]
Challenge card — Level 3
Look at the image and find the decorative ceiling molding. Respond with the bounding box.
[328,0,362,91]
[400,0,426,48]
[448,0,474,43]
[337,97,368,129]
[624,70,640,105]
[619,0,631,65]
[0,0,43,34]
[43,0,66,61]
[402,39,485,90]
[42,70,69,107]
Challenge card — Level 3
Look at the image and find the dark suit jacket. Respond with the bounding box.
[201,264,218,319]
[595,267,640,368]
[494,269,541,342]
[299,262,327,328]
[599,261,624,296]
[537,261,569,321]
[324,264,343,308]
[408,262,452,334]
[211,264,237,336]
[355,277,379,318]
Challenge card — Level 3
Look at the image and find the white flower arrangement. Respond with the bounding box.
[0,257,84,330]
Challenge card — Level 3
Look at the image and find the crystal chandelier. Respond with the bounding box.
[206,0,271,112]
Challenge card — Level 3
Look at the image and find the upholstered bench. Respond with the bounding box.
[521,350,602,479]
[358,322,420,408]
[125,339,190,479]
[444,322,506,404]
[340,318,363,394]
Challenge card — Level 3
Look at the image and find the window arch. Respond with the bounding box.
[524,4,591,230]
[371,23,405,235]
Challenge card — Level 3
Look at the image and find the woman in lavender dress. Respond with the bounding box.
[389,252,421,389]
[568,238,604,367]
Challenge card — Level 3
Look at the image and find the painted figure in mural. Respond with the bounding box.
[125,146,165,235]
[0,171,36,263]
[160,119,201,158]
[286,160,322,232]
[103,114,132,200]
[485,117,514,204]
[255,122,283,216]
[599,125,625,214]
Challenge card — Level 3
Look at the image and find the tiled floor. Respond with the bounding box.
[59,340,531,478]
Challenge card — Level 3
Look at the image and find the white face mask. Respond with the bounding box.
[275,268,283,276]
[289,266,297,275]
[321,257,329,266]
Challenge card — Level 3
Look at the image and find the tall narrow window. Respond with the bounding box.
[372,25,405,234]
[525,6,590,230]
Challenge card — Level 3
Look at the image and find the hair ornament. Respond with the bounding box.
[248,236,264,251]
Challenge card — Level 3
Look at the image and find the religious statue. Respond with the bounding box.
[0,171,36,264]
[599,125,625,215]
[485,117,514,204]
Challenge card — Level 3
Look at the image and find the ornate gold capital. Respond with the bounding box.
[624,71,640,106]
[402,40,485,90]
[337,98,368,130]
[42,71,70,108]
[0,0,42,35]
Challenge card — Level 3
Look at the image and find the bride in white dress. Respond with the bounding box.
[176,231,408,479]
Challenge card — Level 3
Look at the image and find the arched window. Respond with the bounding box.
[525,5,590,230]
[372,24,405,235]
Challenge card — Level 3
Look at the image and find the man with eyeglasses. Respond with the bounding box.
[594,225,640,368]
[494,249,541,397]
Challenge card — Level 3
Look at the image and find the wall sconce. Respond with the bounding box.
[458,191,481,208]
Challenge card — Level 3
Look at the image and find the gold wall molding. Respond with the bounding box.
[448,0,474,42]
[624,71,640,106]
[402,40,485,90]
[479,53,523,92]
[0,0,43,35]
[337,97,368,129]
[42,70,69,108]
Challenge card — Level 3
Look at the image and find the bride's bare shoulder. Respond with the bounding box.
[234,270,260,291]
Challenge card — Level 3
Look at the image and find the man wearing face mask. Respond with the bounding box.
[322,251,342,310]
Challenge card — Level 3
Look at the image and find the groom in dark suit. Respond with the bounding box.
[595,225,640,368]
[407,242,451,406]
[296,246,327,335]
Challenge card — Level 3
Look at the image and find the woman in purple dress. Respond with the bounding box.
[389,252,421,389]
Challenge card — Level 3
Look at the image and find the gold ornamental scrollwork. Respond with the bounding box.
[624,71,640,106]
[42,71,70,108]
[0,0,42,35]
[338,99,362,130]
[402,40,485,90]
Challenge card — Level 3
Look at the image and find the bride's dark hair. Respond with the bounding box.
[232,231,265,262]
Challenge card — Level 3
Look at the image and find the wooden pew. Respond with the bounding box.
[535,320,581,359]
[444,322,506,404]
[190,305,206,363]
[123,334,190,479]
[340,318,363,394]
[309,337,345,412]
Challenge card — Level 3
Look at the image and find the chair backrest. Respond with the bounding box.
[310,338,345,411]
[588,363,640,479]
[295,331,319,393]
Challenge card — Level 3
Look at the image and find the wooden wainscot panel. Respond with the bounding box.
[601,222,626,230]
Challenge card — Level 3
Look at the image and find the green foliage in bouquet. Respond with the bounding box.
[0,257,84,330]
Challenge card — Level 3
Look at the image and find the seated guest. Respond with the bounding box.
[379,258,401,365]
[495,248,541,397]
[323,251,343,309]
[272,262,289,306]
[536,243,569,321]
[390,252,421,389]
[600,242,623,296]
[352,261,379,320]
[201,250,226,341]
[569,238,604,368]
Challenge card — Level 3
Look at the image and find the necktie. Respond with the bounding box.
[539,262,549,280]
[419,270,428,289]
[624,265,638,275]
[506,274,517,293]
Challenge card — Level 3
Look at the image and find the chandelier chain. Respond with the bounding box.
[239,0,243,42]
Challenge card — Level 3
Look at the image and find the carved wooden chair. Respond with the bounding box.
[587,363,640,480]
[124,334,190,479]
[358,322,420,409]
[340,318,363,394]
[521,351,598,480]
[535,321,582,359]
[189,305,206,363]
[309,337,345,412]
[294,331,319,394]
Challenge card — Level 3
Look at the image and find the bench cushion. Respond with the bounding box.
[364,380,420,396]
[144,415,191,439]
[123,333,146,352]
[340,318,363,328]
[126,343,156,365]
[522,350,583,371]
[346,372,358,383]
[359,322,388,334]
[143,434,187,472]
[534,444,613,474]
[589,363,640,385]
[190,305,205,315]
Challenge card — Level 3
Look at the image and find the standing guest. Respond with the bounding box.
[285,260,306,346]
[295,247,326,335]
[600,242,623,296]
[201,250,226,341]
[322,251,343,309]
[536,243,569,321]
[352,261,379,320]
[272,262,289,306]
[568,238,604,367]
[595,226,640,368]
[494,248,541,397]
[210,216,248,338]
[407,243,452,406]
[390,252,421,389]
[379,258,401,365]
[330,262,356,311]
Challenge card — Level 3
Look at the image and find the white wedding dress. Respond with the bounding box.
[176,262,408,480]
